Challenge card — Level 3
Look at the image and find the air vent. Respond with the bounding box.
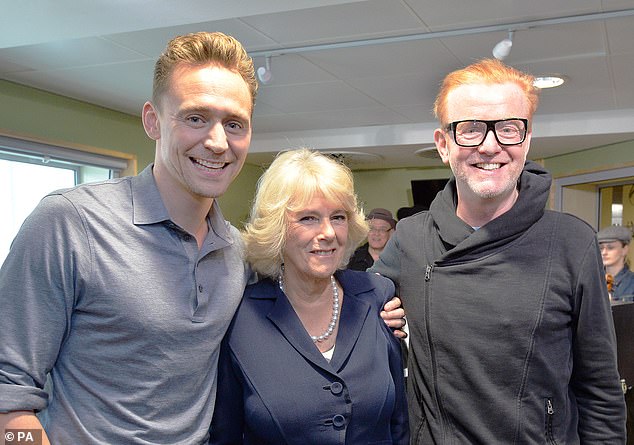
[322,151,382,165]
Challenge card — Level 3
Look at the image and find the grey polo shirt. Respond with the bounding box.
[0,165,249,444]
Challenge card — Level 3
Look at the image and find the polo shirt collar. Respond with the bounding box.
[131,164,170,225]
[130,164,234,244]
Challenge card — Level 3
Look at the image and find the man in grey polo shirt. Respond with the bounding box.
[0,32,256,445]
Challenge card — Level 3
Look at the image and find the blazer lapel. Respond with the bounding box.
[263,271,376,373]
[329,291,371,371]
[266,285,333,369]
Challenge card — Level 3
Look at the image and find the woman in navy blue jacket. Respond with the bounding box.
[210,148,408,444]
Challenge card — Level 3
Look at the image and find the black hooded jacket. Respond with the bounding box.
[370,161,625,444]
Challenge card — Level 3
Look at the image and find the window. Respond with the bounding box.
[0,135,130,264]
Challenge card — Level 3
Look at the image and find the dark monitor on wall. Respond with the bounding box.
[411,178,449,209]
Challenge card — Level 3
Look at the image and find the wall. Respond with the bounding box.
[0,80,154,170]
[561,183,598,227]
[218,162,263,228]
[353,166,451,218]
[543,140,634,178]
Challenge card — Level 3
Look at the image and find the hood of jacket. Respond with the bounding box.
[429,160,552,263]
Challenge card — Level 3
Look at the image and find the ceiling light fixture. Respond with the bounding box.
[533,75,566,89]
[492,30,514,60]
[256,55,273,84]
[414,146,441,160]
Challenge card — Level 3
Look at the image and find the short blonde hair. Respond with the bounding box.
[243,148,368,279]
[433,58,540,126]
[153,31,257,111]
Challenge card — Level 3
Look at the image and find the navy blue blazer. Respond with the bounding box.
[210,269,408,444]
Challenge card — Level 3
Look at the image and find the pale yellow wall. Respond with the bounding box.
[600,187,614,228]
[353,166,451,218]
[561,183,598,227]
[625,184,634,229]
[217,162,263,229]
[0,80,154,170]
[543,140,634,177]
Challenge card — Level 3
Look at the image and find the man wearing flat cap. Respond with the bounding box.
[347,208,396,271]
[598,225,634,302]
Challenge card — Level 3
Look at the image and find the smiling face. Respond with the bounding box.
[143,62,252,203]
[282,194,348,284]
[367,218,393,251]
[434,82,531,208]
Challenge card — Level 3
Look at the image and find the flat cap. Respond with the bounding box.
[597,225,632,244]
[367,208,396,229]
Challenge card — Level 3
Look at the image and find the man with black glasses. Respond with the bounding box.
[370,58,626,444]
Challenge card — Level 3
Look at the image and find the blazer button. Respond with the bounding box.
[330,382,343,395]
[332,414,346,428]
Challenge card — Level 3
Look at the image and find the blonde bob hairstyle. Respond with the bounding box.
[433,58,540,127]
[242,148,368,279]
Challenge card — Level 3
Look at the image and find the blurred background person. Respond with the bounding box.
[210,148,408,444]
[598,225,634,302]
[347,208,397,271]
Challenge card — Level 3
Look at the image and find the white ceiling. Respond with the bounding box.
[2,0,634,170]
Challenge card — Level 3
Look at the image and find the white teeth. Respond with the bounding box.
[313,250,334,256]
[477,163,501,170]
[193,158,225,169]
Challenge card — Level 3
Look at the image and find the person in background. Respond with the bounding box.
[347,208,397,271]
[598,225,634,302]
[210,148,408,444]
[370,58,626,443]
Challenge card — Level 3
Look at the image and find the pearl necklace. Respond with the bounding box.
[278,273,340,343]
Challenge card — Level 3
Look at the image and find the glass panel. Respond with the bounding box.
[599,183,634,231]
[0,158,113,264]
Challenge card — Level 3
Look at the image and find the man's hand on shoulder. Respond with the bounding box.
[381,297,407,338]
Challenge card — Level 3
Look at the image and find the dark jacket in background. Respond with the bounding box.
[347,243,374,271]
[370,161,626,444]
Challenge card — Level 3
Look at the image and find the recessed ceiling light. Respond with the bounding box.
[414,146,441,159]
[533,75,566,89]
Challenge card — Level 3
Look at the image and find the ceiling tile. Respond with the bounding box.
[241,0,425,45]
[0,37,146,71]
[256,81,379,114]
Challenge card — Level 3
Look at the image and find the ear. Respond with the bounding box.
[434,128,450,165]
[142,101,161,141]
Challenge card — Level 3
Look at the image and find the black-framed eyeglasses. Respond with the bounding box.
[445,118,528,147]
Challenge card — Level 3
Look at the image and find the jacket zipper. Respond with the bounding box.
[545,398,558,445]
[424,264,450,441]
[424,265,433,281]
